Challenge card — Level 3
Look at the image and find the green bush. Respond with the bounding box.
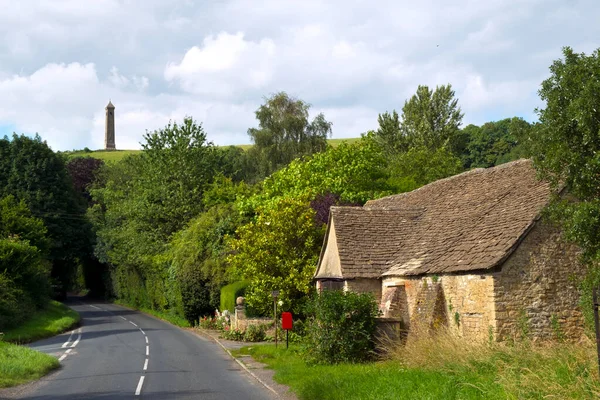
[220,280,249,313]
[244,324,267,342]
[304,290,380,364]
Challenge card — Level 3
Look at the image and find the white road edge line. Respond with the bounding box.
[135,376,145,396]
[58,354,67,362]
[130,321,138,327]
[61,329,75,348]
[207,334,279,397]
[65,349,72,354]
[143,358,148,371]
[71,328,82,348]
[145,336,148,344]
[146,346,149,356]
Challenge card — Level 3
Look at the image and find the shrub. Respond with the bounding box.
[304,290,379,364]
[220,280,249,314]
[244,324,267,342]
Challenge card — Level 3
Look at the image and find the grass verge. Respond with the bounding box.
[113,300,191,328]
[0,342,59,388]
[2,300,80,344]
[234,336,600,400]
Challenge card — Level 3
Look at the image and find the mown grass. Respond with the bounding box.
[235,334,600,400]
[66,149,141,162]
[113,300,191,328]
[65,138,360,162]
[0,342,59,388]
[2,300,80,344]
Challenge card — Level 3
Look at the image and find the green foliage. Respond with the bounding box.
[246,91,332,179]
[170,201,247,322]
[228,197,324,316]
[0,134,92,290]
[387,146,463,193]
[244,135,391,211]
[375,110,406,154]
[400,84,464,151]
[91,117,226,317]
[220,281,250,314]
[463,118,532,168]
[2,300,80,344]
[0,196,53,330]
[304,290,380,364]
[244,324,268,342]
[527,47,600,331]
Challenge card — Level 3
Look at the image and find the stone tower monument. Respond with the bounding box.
[105,100,116,150]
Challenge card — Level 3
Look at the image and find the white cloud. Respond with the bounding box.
[164,32,276,98]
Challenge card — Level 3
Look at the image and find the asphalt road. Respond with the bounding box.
[2,299,276,400]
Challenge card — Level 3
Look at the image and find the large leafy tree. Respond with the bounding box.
[0,134,91,289]
[527,46,600,328]
[228,196,325,316]
[246,91,332,179]
[91,117,224,311]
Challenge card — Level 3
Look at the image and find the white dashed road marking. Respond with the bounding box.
[143,358,148,371]
[61,329,75,348]
[135,376,145,396]
[59,327,81,363]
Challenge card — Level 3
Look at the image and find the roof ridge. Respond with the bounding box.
[365,159,533,208]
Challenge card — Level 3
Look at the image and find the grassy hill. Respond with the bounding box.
[66,138,360,163]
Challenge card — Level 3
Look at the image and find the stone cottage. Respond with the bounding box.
[314,159,584,341]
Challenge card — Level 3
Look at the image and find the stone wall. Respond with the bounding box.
[493,220,584,341]
[384,275,495,341]
[344,278,382,303]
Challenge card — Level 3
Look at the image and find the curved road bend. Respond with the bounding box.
[2,298,276,400]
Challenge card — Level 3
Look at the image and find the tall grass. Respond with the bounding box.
[0,342,59,388]
[383,327,600,399]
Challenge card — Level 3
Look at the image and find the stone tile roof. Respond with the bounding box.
[324,159,552,278]
[329,207,423,278]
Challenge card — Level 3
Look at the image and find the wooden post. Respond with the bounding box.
[593,287,600,380]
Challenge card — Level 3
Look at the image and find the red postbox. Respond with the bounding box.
[281,312,293,348]
[281,312,293,330]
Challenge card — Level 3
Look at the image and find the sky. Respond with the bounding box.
[0,0,598,151]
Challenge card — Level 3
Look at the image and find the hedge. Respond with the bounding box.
[220,280,250,313]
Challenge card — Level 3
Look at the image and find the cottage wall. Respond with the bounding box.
[383,275,495,341]
[344,278,382,303]
[493,220,584,341]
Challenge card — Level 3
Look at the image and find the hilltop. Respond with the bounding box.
[65,138,360,162]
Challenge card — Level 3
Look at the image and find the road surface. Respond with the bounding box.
[1,299,276,400]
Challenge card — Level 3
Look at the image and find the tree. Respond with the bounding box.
[246,92,332,178]
[0,134,92,290]
[90,117,225,313]
[400,84,464,151]
[527,46,600,329]
[0,195,51,328]
[227,196,325,316]
[387,146,463,193]
[375,110,406,154]
[464,118,532,168]
[65,157,105,203]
